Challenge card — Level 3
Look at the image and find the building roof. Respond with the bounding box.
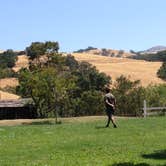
[0,98,32,108]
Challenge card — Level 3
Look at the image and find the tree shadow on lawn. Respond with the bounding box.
[111,163,150,166]
[23,120,62,125]
[111,162,165,166]
[142,150,166,160]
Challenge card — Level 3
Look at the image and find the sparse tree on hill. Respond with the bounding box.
[65,54,79,71]
[45,41,59,53]
[26,42,46,60]
[101,48,109,56]
[26,41,59,66]
[0,49,17,78]
[157,62,166,80]
[117,50,124,57]
[74,61,111,92]
[0,49,17,68]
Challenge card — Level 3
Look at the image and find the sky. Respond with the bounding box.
[0,0,166,52]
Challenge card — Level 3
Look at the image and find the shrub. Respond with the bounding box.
[0,68,17,79]
[157,62,166,80]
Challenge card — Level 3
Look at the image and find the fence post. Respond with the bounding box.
[143,100,147,118]
[0,79,1,100]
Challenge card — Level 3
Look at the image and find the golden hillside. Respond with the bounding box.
[0,90,20,100]
[0,55,27,100]
[0,78,19,89]
[0,55,28,100]
[12,55,29,72]
[0,52,165,100]
[72,53,165,86]
[0,78,20,100]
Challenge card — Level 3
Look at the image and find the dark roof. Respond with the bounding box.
[0,98,32,108]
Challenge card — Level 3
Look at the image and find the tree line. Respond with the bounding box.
[16,42,111,122]
[16,41,166,120]
[1,41,166,120]
[130,50,166,61]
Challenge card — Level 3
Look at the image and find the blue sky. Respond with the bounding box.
[0,0,166,52]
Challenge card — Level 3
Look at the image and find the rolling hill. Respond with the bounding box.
[72,53,165,86]
[0,55,29,100]
[12,55,29,72]
[0,78,19,100]
[0,90,19,100]
[141,45,166,54]
[0,52,165,100]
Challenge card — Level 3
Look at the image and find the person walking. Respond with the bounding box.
[104,87,117,128]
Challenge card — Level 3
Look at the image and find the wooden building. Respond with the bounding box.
[0,99,37,120]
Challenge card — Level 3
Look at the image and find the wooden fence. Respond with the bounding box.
[143,100,166,117]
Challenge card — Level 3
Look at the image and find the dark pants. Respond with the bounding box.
[105,108,115,127]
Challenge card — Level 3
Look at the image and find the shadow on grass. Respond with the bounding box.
[142,150,166,160]
[31,121,54,125]
[111,163,149,166]
[111,162,165,166]
[23,120,62,125]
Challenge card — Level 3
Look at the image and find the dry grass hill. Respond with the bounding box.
[0,55,28,100]
[72,53,165,87]
[0,78,19,100]
[0,52,165,100]
[0,78,19,89]
[12,55,29,72]
[0,90,19,100]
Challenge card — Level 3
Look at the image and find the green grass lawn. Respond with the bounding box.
[0,116,165,166]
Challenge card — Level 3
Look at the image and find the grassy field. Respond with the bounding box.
[0,117,165,166]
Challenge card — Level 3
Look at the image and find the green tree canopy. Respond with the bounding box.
[74,61,111,92]
[17,46,111,119]
[17,66,76,121]
[157,62,166,80]
[0,49,17,78]
[112,75,145,116]
[26,41,59,60]
[0,49,17,69]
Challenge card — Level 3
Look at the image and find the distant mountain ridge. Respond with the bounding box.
[142,45,166,54]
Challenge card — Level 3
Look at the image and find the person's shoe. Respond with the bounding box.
[113,124,117,128]
[105,125,109,128]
